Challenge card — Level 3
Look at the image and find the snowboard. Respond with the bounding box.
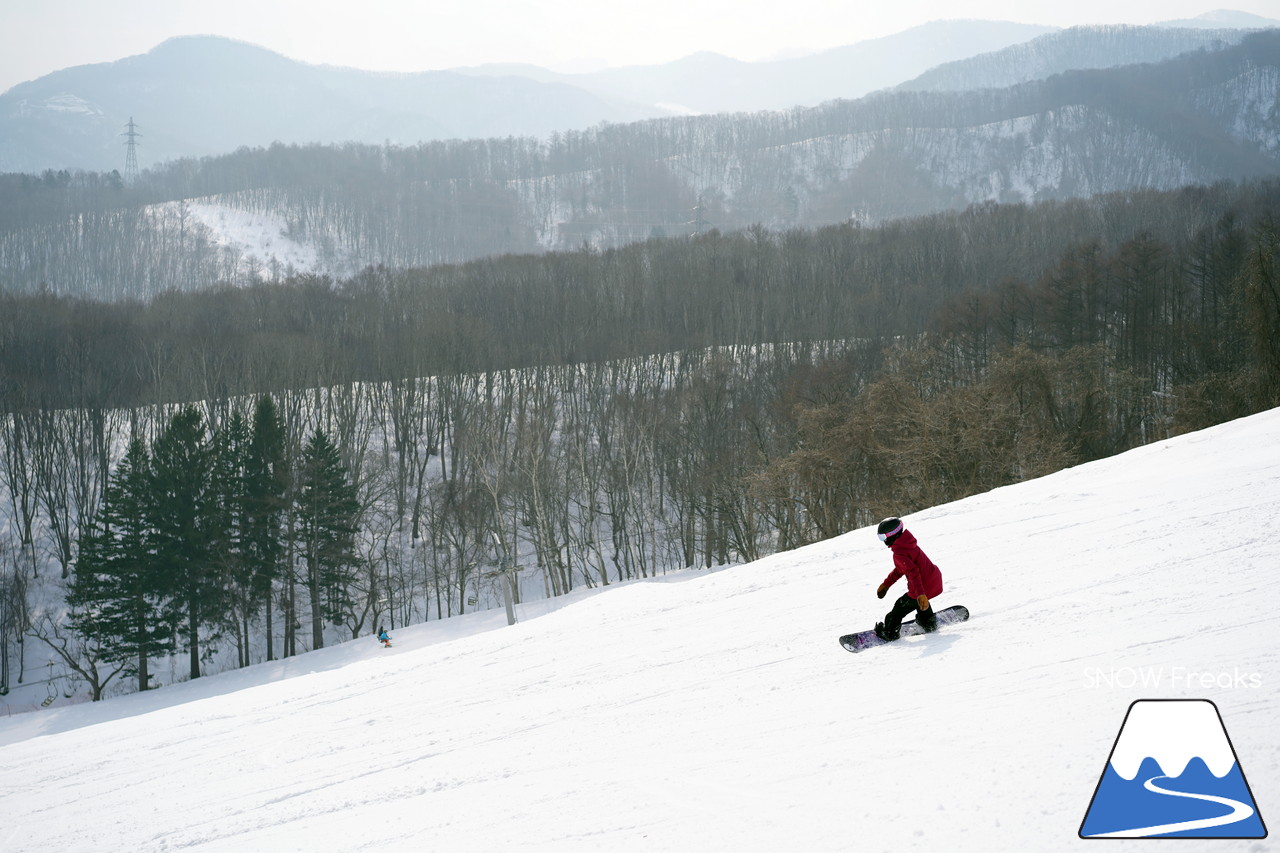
[839,604,969,653]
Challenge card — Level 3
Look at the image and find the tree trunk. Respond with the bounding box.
[187,596,200,680]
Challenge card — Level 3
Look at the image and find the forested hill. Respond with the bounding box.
[3,31,1280,301]
[4,178,1279,416]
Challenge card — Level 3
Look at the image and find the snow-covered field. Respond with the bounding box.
[1,407,1277,852]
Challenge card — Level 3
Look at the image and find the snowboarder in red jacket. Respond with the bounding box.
[874,517,943,641]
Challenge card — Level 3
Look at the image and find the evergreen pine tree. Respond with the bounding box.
[150,406,220,680]
[67,437,172,691]
[210,411,251,666]
[296,428,359,650]
[245,396,288,662]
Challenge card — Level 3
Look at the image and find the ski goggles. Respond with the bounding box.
[877,521,903,542]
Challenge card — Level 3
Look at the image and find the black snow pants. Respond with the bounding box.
[883,593,935,638]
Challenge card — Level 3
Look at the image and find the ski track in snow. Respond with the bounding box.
[0,408,1278,851]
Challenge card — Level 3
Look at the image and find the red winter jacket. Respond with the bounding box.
[882,529,943,599]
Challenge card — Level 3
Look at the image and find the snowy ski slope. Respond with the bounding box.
[1,407,1277,852]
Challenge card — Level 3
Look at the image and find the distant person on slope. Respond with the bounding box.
[377,626,392,648]
[873,517,943,641]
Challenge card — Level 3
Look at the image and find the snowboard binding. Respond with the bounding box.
[873,621,899,642]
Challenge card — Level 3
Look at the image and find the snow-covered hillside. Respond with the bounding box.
[175,201,329,277]
[1,407,1277,851]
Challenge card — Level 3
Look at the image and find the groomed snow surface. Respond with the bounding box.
[2,408,1278,852]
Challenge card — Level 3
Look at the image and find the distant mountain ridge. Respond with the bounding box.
[1,16,1258,174]
[3,31,1279,299]
[0,35,667,173]
[4,11,1278,176]
[3,21,1061,174]
[454,19,1058,114]
[899,24,1268,92]
[1158,9,1280,28]
[4,14,1277,176]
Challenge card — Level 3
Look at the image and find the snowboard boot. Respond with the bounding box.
[917,607,938,633]
[879,593,915,641]
[874,621,900,642]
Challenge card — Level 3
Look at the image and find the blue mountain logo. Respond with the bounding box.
[1080,699,1267,838]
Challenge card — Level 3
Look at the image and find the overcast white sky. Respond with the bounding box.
[2,0,1279,92]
